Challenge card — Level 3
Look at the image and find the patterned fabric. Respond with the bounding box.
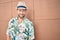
[6,17,35,40]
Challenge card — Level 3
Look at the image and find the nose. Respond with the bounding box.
[19,11,23,14]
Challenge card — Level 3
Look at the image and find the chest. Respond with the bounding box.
[18,23,28,33]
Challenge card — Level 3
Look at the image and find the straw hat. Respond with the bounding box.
[16,1,27,9]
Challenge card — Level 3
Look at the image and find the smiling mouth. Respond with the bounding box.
[18,14,25,18]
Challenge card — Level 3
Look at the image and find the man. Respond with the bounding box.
[6,1,35,40]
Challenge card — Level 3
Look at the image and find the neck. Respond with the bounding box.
[18,17,24,20]
[17,16,24,23]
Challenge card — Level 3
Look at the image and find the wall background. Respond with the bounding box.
[0,0,60,40]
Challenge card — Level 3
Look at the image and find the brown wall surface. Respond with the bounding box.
[0,0,60,40]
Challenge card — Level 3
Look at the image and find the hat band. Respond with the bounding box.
[17,6,26,8]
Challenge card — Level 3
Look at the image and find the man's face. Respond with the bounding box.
[17,8,26,18]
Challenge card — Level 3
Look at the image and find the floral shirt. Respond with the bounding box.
[6,17,35,40]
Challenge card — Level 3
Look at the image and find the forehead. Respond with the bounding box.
[17,8,26,11]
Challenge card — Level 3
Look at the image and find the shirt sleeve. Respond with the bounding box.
[28,22,35,40]
[6,18,14,36]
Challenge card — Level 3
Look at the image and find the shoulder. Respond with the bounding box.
[9,17,17,24]
[24,18,33,25]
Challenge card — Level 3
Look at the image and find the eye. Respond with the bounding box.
[19,10,21,11]
[23,9,25,11]
[18,9,26,12]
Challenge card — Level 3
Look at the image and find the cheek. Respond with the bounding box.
[23,12,26,14]
[18,11,20,14]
